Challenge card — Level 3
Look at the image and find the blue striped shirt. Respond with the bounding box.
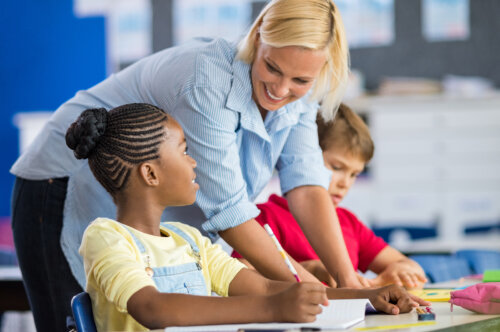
[10,38,331,287]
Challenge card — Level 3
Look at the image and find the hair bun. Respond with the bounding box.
[66,108,108,159]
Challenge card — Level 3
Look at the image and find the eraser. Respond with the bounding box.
[417,312,436,321]
[483,270,500,282]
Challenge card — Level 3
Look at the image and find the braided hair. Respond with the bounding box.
[66,103,168,195]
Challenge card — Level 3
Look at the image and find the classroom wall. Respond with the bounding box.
[0,0,106,218]
[152,0,500,90]
[350,0,500,90]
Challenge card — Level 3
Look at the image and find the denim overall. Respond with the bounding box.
[122,222,208,295]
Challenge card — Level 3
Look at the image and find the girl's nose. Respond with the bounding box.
[189,155,197,168]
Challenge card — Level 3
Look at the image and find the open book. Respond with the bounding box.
[165,299,374,331]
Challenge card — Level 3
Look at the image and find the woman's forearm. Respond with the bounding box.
[219,219,318,282]
[286,186,359,287]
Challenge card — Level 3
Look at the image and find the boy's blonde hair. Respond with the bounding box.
[317,103,374,163]
[238,0,349,121]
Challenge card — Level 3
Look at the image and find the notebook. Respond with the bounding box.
[408,289,452,302]
[165,299,374,331]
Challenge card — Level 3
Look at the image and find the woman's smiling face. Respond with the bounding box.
[251,40,326,114]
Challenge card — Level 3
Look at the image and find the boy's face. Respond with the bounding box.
[323,148,365,207]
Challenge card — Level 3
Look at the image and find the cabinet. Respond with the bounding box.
[343,93,500,242]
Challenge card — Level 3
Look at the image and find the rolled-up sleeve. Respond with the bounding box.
[172,85,260,236]
[276,105,332,194]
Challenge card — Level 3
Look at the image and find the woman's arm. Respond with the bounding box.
[286,186,364,288]
[220,218,320,282]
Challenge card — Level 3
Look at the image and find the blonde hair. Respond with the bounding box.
[238,0,349,121]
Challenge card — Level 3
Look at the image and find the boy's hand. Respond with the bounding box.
[368,259,427,289]
[363,285,430,314]
[269,282,328,322]
[300,260,337,287]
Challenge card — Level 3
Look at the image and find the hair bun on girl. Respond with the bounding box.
[66,107,108,159]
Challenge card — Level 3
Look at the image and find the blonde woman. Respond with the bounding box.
[10,1,363,330]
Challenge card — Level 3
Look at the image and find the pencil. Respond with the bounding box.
[263,223,301,282]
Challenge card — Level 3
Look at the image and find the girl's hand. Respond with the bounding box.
[368,260,427,289]
[268,282,328,322]
[300,260,337,287]
[363,285,430,314]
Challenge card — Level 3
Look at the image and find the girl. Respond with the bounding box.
[67,103,427,331]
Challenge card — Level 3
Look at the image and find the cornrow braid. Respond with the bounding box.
[66,103,168,195]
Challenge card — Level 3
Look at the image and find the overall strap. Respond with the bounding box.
[161,223,201,255]
[119,224,147,254]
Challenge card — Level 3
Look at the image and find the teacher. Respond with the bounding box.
[10,0,362,331]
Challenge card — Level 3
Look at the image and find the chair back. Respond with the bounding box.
[71,292,97,332]
[410,254,472,283]
[456,249,500,274]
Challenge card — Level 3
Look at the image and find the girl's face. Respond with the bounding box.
[323,148,365,207]
[155,119,199,206]
[251,40,326,114]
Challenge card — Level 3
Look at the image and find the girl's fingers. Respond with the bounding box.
[409,293,431,306]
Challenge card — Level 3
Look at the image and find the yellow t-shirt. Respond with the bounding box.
[79,218,246,331]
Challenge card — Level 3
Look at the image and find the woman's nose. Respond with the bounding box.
[272,79,290,98]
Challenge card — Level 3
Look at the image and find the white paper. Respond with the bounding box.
[165,299,374,331]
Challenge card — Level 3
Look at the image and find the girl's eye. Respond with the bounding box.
[183,147,188,155]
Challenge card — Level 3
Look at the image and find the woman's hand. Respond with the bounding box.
[268,282,328,323]
[362,285,430,314]
[300,260,337,287]
[368,259,427,289]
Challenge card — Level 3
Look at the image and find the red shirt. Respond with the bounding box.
[232,194,387,272]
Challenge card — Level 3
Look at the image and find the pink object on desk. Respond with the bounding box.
[450,282,500,314]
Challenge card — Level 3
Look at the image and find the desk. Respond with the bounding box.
[355,302,500,331]
[0,266,30,312]
[156,301,500,332]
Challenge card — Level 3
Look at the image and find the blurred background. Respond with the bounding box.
[1,0,499,330]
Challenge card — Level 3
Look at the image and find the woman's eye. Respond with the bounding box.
[183,147,188,155]
[294,78,309,85]
[266,62,279,74]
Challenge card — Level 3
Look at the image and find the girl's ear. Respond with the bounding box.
[139,162,159,186]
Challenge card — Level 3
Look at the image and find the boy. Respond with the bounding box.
[233,104,427,289]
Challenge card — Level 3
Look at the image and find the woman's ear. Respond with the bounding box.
[139,162,159,186]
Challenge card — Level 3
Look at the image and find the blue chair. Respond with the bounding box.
[71,292,97,332]
[456,249,500,274]
[372,225,437,243]
[409,255,472,283]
